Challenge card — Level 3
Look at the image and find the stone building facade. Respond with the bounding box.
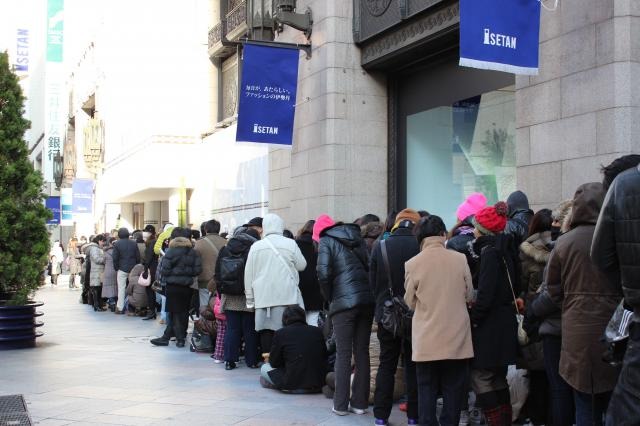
[208,0,639,230]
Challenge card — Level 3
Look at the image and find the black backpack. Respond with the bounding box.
[217,252,246,295]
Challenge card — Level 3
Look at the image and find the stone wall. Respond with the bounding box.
[516,0,640,211]
[269,0,388,231]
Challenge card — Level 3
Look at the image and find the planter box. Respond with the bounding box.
[0,301,43,350]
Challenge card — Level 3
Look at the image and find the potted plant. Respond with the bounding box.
[0,51,51,349]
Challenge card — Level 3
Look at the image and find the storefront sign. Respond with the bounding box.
[236,44,300,146]
[459,0,540,75]
[72,179,93,214]
[14,29,29,73]
[61,188,73,225]
[43,0,65,182]
[45,196,61,225]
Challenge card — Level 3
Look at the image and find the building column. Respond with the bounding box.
[143,201,161,229]
[516,0,640,210]
[273,1,388,230]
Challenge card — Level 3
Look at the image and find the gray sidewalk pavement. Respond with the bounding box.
[0,277,407,425]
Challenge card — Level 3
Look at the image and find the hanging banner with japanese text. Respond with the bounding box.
[459,0,540,75]
[45,196,61,225]
[72,179,93,215]
[236,44,300,146]
[43,0,65,182]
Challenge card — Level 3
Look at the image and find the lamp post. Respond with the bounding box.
[53,151,64,190]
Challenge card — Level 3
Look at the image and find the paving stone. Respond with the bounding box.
[2,285,409,425]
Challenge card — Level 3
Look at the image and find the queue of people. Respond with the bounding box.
[48,154,640,426]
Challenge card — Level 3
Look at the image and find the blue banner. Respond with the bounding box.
[72,179,93,214]
[45,196,61,225]
[236,44,300,146]
[459,0,541,75]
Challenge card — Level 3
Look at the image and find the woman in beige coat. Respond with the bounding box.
[405,215,474,426]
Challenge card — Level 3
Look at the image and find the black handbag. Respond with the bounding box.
[379,240,413,339]
[602,300,633,367]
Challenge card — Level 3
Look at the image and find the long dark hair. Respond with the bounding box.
[527,209,553,238]
[297,220,315,239]
[383,210,398,233]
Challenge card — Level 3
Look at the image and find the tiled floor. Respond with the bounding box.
[0,278,407,425]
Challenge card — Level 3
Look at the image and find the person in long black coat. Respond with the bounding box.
[295,220,324,326]
[468,202,518,426]
[150,228,202,348]
[260,305,328,392]
[142,225,158,320]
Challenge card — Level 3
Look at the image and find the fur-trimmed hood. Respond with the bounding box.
[169,237,193,249]
[520,231,553,264]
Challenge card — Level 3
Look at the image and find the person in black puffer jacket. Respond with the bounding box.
[504,191,534,248]
[296,220,324,326]
[316,216,374,416]
[591,155,640,425]
[150,227,202,348]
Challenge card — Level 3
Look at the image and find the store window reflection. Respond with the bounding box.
[407,86,516,226]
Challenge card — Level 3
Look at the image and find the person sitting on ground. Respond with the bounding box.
[126,263,148,315]
[260,305,328,393]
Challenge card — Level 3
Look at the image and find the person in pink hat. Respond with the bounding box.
[313,214,335,243]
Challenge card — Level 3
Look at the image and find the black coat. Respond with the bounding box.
[268,321,328,390]
[469,235,518,369]
[161,237,202,312]
[144,238,159,282]
[504,210,533,249]
[317,224,374,316]
[369,226,420,323]
[592,165,640,311]
[296,233,324,311]
[112,238,140,273]
[446,217,477,271]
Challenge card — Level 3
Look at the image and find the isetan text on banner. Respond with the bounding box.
[236,44,300,146]
[459,0,541,75]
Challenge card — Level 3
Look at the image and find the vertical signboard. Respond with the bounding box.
[46,0,64,62]
[236,44,300,146]
[13,29,29,74]
[45,196,61,225]
[72,179,94,215]
[43,0,65,182]
[61,187,73,226]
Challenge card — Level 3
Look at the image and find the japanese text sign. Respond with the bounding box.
[236,44,300,146]
[72,179,93,215]
[45,196,61,225]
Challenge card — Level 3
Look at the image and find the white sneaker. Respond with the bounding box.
[349,406,367,415]
[332,407,349,416]
[213,359,223,364]
[459,409,470,426]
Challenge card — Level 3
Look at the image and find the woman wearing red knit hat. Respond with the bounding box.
[467,202,520,426]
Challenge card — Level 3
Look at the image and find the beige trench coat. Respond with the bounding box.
[404,236,474,362]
